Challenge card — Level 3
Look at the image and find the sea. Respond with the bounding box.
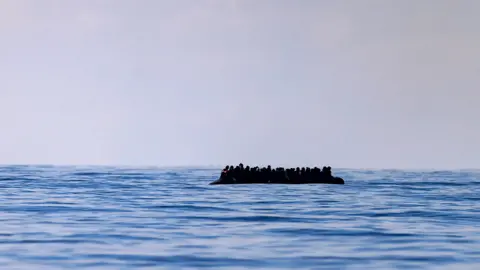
[0,165,479,270]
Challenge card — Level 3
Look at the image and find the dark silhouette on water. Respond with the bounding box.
[209,164,344,185]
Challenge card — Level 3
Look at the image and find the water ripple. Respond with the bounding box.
[0,166,479,269]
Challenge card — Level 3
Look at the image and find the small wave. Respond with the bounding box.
[0,166,479,269]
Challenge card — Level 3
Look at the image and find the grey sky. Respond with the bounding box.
[1,0,479,169]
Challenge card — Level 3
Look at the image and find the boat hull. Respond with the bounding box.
[209,176,345,185]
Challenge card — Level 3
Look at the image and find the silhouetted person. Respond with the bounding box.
[305,167,312,182]
[221,166,229,177]
[326,166,332,177]
[286,168,293,183]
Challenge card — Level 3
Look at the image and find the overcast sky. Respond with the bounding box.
[1,0,479,169]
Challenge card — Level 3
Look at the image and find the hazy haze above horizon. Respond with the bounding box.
[1,0,479,169]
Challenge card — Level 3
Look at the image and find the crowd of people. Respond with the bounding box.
[219,163,334,183]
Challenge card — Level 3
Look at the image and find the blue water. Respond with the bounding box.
[0,166,479,269]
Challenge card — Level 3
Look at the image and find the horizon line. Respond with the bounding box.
[0,163,478,171]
